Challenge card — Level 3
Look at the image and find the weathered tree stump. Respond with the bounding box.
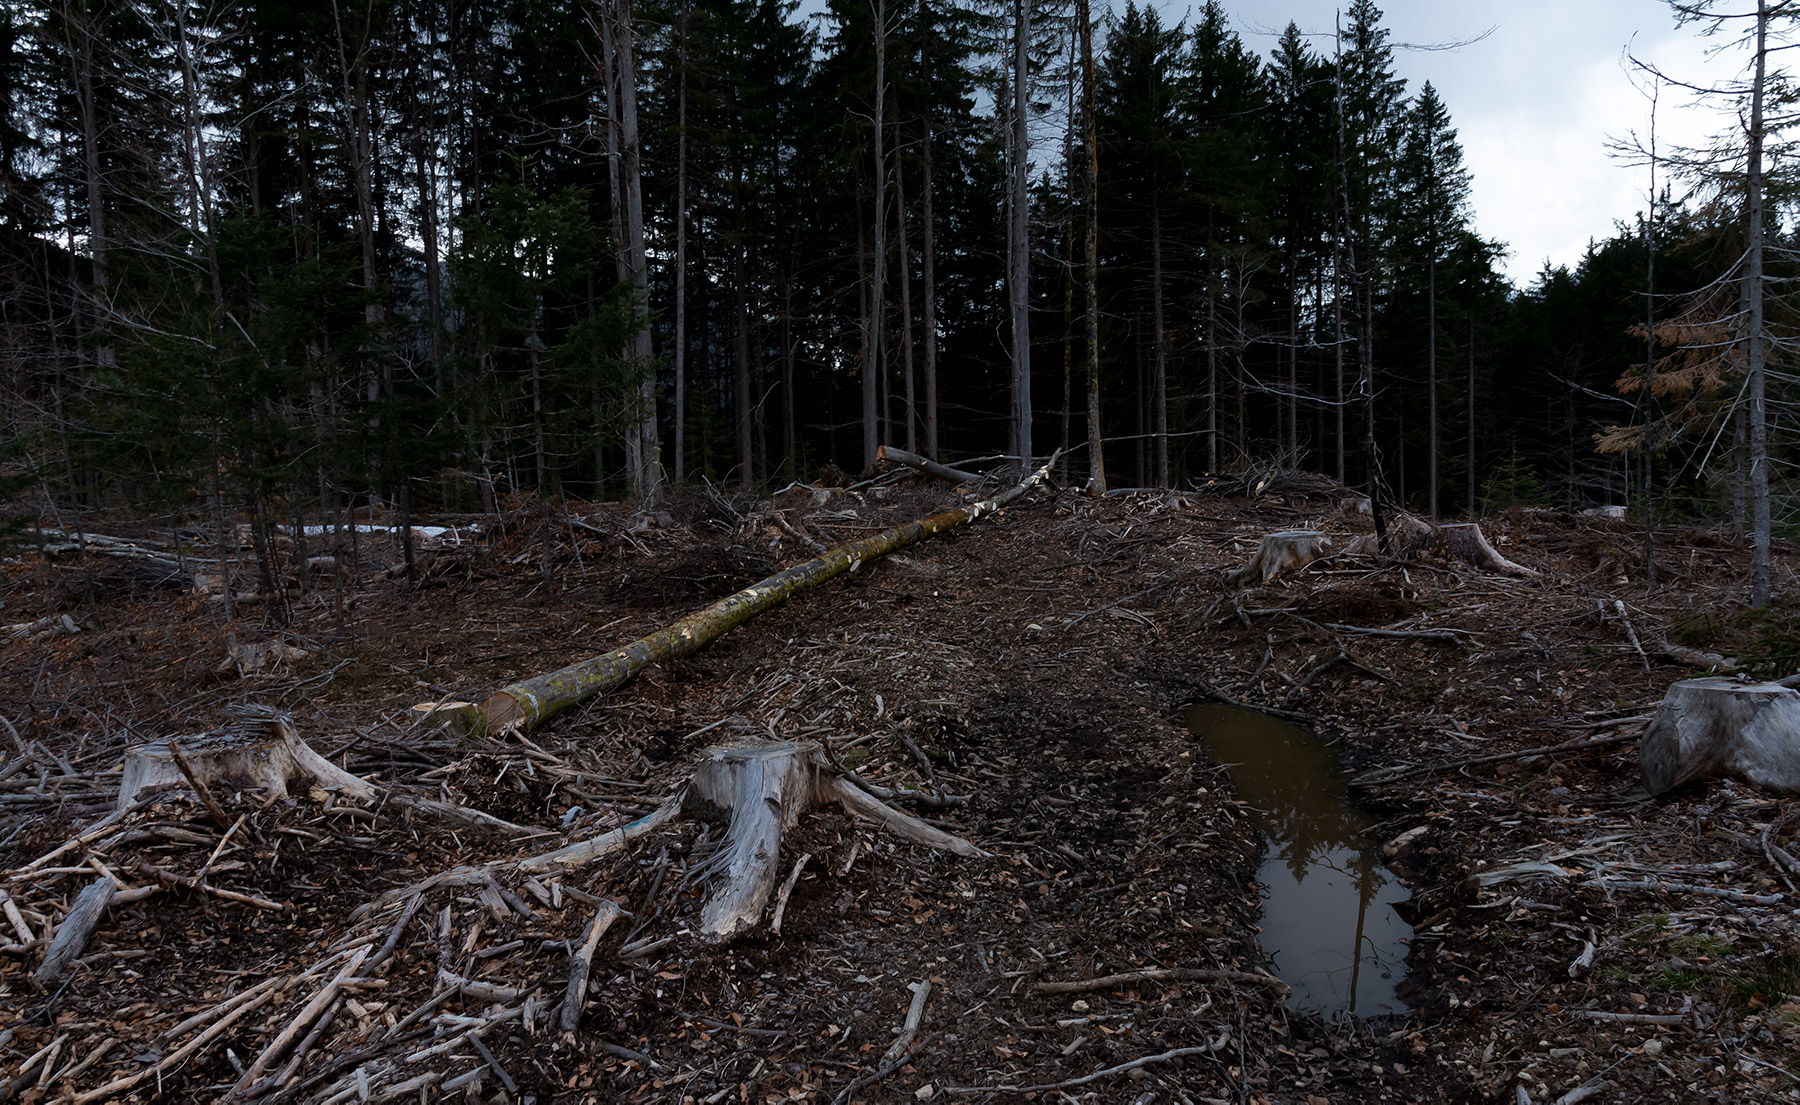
[1641,677,1800,795]
[119,716,374,810]
[1228,530,1332,587]
[682,740,984,940]
[1342,512,1434,557]
[1433,522,1538,577]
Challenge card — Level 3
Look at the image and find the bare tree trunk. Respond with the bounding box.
[1009,0,1032,466]
[735,203,754,487]
[868,0,887,470]
[1427,252,1438,520]
[1643,81,1659,586]
[1078,0,1103,493]
[1467,319,1476,514]
[604,0,661,500]
[674,0,689,484]
[1061,32,1075,477]
[1151,196,1168,488]
[1747,0,1772,606]
[1206,292,1218,472]
[894,126,917,453]
[66,0,109,367]
[859,201,875,469]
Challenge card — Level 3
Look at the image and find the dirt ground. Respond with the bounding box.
[3,469,1800,1104]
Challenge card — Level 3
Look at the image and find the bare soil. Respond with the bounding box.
[2,473,1798,1104]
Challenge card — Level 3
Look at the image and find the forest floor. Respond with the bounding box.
[3,469,1800,1105]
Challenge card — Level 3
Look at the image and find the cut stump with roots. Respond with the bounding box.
[684,740,985,940]
[1433,522,1538,577]
[1343,518,1537,577]
[1641,677,1800,796]
[118,715,374,810]
[1228,530,1331,587]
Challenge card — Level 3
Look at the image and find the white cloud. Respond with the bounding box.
[1206,0,1754,285]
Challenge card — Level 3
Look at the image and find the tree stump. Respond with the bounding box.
[1433,522,1538,577]
[119,716,374,810]
[678,739,984,940]
[1641,677,1800,795]
[1342,512,1434,557]
[1228,530,1332,587]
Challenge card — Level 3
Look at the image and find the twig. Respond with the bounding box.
[232,946,370,1095]
[559,899,623,1033]
[830,1031,938,1105]
[468,1033,518,1095]
[1035,967,1289,996]
[769,853,811,936]
[882,979,932,1064]
[1574,1010,1686,1025]
[1610,600,1651,672]
[135,860,289,911]
[171,741,233,829]
[1349,730,1641,788]
[72,986,278,1104]
[945,1043,1221,1095]
[1590,878,1781,905]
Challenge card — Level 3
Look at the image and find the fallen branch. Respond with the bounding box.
[882,979,932,1064]
[72,985,277,1104]
[32,876,114,987]
[1034,966,1289,996]
[559,899,623,1033]
[945,1043,1222,1096]
[1574,1010,1686,1026]
[135,860,290,911]
[1350,730,1641,788]
[1589,878,1782,905]
[482,453,1059,733]
[876,445,984,485]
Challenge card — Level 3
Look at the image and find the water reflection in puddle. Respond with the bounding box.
[1184,704,1412,1018]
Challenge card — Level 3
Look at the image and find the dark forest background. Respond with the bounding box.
[0,0,1789,551]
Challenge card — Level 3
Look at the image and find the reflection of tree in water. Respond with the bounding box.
[1187,705,1403,1014]
[1186,705,1372,880]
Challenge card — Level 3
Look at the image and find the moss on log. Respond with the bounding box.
[482,454,1058,733]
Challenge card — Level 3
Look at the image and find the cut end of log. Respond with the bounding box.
[480,690,530,734]
[412,700,483,733]
[1641,676,1800,796]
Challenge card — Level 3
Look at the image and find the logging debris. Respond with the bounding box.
[2,473,1797,1102]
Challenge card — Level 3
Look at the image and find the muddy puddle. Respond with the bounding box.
[1184,704,1413,1018]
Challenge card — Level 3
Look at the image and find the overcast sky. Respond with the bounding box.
[1202,0,1751,286]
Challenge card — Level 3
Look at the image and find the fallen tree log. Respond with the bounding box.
[1641,677,1800,796]
[481,453,1058,734]
[876,445,984,486]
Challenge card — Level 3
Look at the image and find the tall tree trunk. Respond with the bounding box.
[867,0,887,470]
[1427,252,1438,520]
[859,197,875,470]
[1009,0,1032,466]
[1205,290,1218,472]
[1467,319,1476,514]
[894,127,917,453]
[1643,81,1658,587]
[734,195,753,487]
[1747,0,1771,606]
[673,0,689,483]
[604,0,661,500]
[1151,195,1168,488]
[1078,0,1103,493]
